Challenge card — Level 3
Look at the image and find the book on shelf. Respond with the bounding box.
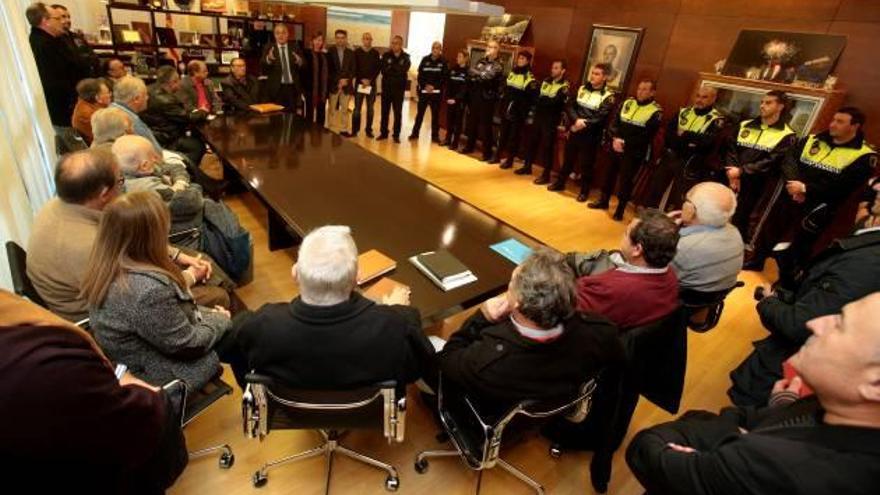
[409,250,477,291]
[356,249,396,285]
[361,277,409,304]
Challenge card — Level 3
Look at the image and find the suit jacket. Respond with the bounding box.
[178,76,223,114]
[439,311,624,417]
[142,83,207,147]
[328,46,356,94]
[220,74,261,114]
[261,41,304,100]
[235,293,435,390]
[627,397,880,495]
[301,49,330,100]
[29,27,90,126]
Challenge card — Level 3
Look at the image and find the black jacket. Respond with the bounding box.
[499,65,538,121]
[416,54,448,93]
[782,131,877,211]
[29,28,90,126]
[328,46,356,94]
[220,74,261,114]
[665,106,727,164]
[565,83,616,137]
[468,57,505,101]
[627,396,880,495]
[141,84,207,147]
[235,293,435,390]
[300,49,329,100]
[532,76,569,127]
[608,98,663,155]
[446,65,469,103]
[354,47,381,83]
[438,311,624,417]
[261,41,303,100]
[724,117,797,176]
[380,50,411,94]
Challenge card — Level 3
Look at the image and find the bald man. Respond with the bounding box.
[644,86,727,211]
[670,182,743,293]
[628,292,880,494]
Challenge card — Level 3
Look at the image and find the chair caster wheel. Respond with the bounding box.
[252,471,268,488]
[414,459,429,474]
[219,451,234,469]
[549,444,562,459]
[385,475,400,491]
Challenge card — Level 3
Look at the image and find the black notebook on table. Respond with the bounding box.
[409,250,477,291]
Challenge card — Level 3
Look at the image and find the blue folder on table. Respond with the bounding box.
[490,238,533,265]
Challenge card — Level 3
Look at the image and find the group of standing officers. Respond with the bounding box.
[261,28,877,282]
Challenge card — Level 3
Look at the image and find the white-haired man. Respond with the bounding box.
[232,226,435,389]
[670,182,744,292]
[627,292,880,494]
[110,76,163,152]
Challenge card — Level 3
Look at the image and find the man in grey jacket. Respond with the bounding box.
[669,182,744,292]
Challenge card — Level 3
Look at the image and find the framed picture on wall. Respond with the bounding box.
[580,24,644,92]
[721,30,846,86]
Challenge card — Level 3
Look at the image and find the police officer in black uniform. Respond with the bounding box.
[409,41,448,142]
[493,51,539,169]
[776,106,878,284]
[461,40,505,161]
[724,90,797,271]
[643,86,727,210]
[549,63,615,203]
[377,35,411,143]
[523,59,569,180]
[441,49,470,149]
[589,79,663,220]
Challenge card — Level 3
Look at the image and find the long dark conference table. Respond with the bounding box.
[198,113,540,323]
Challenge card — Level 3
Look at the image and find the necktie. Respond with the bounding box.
[280,45,292,84]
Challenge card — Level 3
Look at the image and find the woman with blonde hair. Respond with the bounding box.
[82,191,236,390]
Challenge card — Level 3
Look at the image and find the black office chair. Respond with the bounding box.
[680,280,745,332]
[185,375,235,468]
[5,241,46,308]
[414,374,598,495]
[242,373,406,493]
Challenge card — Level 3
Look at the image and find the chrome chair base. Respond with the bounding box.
[189,443,234,469]
[414,449,545,495]
[253,430,399,493]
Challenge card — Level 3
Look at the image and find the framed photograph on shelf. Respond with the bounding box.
[131,21,152,44]
[179,31,196,46]
[722,30,846,86]
[581,24,644,92]
[479,15,532,45]
[700,78,824,136]
[121,29,142,44]
[155,27,177,47]
[200,0,227,13]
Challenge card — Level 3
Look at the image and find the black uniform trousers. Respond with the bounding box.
[445,100,467,148]
[411,93,441,139]
[732,174,786,266]
[380,89,405,138]
[557,130,602,195]
[775,200,834,288]
[496,117,527,164]
[304,92,326,127]
[644,150,716,211]
[601,148,646,213]
[525,123,558,175]
[464,94,497,159]
[275,82,301,115]
[352,85,376,135]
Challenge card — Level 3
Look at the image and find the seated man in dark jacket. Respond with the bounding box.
[628,292,880,495]
[438,247,624,418]
[141,65,208,168]
[729,197,880,406]
[220,57,260,114]
[233,225,435,389]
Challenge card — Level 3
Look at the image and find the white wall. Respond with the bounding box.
[406,11,446,74]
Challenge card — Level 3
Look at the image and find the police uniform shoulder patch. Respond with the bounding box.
[809,143,821,155]
[870,154,878,168]
[740,129,750,139]
[623,100,633,112]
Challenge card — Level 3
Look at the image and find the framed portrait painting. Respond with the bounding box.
[581,25,644,92]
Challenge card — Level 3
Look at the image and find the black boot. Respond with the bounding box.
[534,172,551,185]
[587,196,610,209]
[576,191,589,203]
[500,157,514,169]
[547,180,565,192]
[612,205,625,221]
[514,165,532,175]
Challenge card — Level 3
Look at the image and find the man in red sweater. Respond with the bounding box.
[567,209,680,328]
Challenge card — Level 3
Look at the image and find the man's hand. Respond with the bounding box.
[666,443,697,454]
[571,118,587,132]
[382,286,411,306]
[178,253,211,282]
[612,137,625,153]
[726,167,741,193]
[212,305,231,319]
[119,371,160,392]
[786,180,807,203]
[360,78,370,87]
[447,98,455,105]
[772,375,803,395]
[266,45,276,63]
[757,283,775,299]
[480,293,511,322]
[667,210,683,226]
[425,84,434,93]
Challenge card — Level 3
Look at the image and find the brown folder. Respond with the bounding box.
[362,277,409,304]
[357,249,397,285]
[248,103,285,113]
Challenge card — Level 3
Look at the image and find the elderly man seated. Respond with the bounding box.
[628,292,880,494]
[567,208,680,329]
[671,182,744,293]
[232,225,435,389]
[141,65,208,168]
[27,148,230,322]
[179,60,223,115]
[436,247,624,418]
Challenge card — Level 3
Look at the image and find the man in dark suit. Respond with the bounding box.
[628,291,880,495]
[232,226,435,390]
[261,23,303,113]
[178,60,223,115]
[327,29,356,136]
[221,58,260,114]
[26,2,90,130]
[437,247,624,418]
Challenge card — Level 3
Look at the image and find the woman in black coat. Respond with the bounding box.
[300,33,329,126]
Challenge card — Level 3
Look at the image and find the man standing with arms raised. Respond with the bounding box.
[262,23,303,113]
